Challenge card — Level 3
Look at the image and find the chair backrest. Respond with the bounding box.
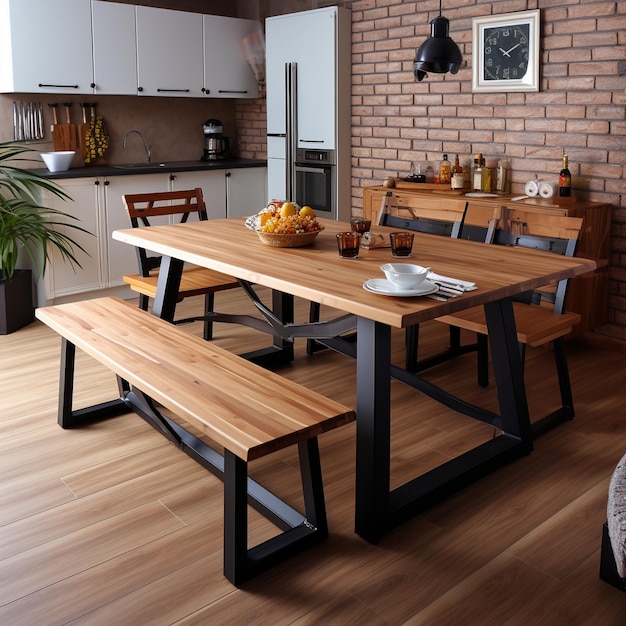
[378,191,468,238]
[493,206,584,313]
[123,188,208,276]
[378,191,501,242]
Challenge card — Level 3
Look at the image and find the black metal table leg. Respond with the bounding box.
[354,297,534,544]
[354,317,392,544]
[151,255,184,322]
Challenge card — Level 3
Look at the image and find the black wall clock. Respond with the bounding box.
[472,9,540,93]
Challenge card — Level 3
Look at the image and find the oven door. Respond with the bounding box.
[294,163,335,217]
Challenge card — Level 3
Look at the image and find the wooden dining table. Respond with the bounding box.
[113,217,597,544]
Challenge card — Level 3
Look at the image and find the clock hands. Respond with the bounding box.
[498,43,521,57]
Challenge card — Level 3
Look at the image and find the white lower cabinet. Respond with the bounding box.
[41,167,266,304]
[42,173,168,304]
[168,170,226,220]
[226,168,268,217]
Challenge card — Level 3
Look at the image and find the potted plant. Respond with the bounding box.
[0,142,89,334]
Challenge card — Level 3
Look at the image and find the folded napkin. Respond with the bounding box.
[427,272,477,292]
[361,231,391,249]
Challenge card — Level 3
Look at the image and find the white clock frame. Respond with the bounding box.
[472,9,540,93]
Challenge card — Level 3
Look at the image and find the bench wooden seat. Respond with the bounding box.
[35,297,355,585]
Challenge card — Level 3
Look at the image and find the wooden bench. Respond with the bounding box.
[35,297,355,586]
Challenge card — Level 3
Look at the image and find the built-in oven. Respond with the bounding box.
[294,148,336,218]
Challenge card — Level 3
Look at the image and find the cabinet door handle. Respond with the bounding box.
[218,90,248,94]
[38,83,79,89]
[156,88,191,93]
[299,139,324,144]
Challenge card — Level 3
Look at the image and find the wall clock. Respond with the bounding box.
[472,9,540,93]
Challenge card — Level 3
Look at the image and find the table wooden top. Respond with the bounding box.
[113,218,597,329]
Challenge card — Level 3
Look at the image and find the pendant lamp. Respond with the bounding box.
[413,0,462,82]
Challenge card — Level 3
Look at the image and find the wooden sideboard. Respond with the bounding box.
[362,184,612,334]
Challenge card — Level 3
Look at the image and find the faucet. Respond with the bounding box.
[123,129,151,163]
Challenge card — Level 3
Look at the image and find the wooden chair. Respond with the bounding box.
[378,191,501,371]
[435,207,584,437]
[122,188,240,340]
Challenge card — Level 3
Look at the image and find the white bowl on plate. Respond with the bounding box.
[41,151,75,173]
[380,263,430,289]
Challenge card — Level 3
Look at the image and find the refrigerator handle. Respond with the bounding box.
[285,62,298,201]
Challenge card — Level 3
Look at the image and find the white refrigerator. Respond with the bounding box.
[265,6,351,220]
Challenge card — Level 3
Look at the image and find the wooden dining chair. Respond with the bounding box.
[377,191,503,371]
[434,208,584,437]
[122,188,240,340]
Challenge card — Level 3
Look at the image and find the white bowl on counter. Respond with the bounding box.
[40,151,75,173]
[380,263,430,290]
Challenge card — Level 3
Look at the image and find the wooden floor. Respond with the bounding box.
[2,287,626,625]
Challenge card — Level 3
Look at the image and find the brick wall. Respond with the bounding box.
[237,0,626,339]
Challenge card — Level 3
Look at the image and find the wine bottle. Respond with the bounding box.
[559,155,571,197]
[451,154,464,190]
[439,154,451,185]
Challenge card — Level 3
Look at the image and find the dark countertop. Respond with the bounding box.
[34,157,267,180]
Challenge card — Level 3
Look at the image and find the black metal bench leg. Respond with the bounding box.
[223,450,249,586]
[58,338,76,428]
[57,338,131,429]
[222,438,329,586]
[298,437,329,536]
[139,293,149,311]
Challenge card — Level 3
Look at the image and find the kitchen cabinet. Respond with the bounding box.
[91,1,137,95]
[202,15,259,99]
[363,185,612,334]
[0,0,94,94]
[169,170,227,220]
[136,6,204,98]
[226,168,267,217]
[41,166,267,303]
[41,174,169,304]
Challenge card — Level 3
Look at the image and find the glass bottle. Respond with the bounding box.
[483,158,497,193]
[472,154,483,191]
[439,153,451,185]
[559,155,571,197]
[496,160,510,193]
[451,154,464,190]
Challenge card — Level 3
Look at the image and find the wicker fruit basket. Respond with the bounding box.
[255,228,323,248]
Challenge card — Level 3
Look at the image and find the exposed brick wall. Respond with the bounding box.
[237,0,626,339]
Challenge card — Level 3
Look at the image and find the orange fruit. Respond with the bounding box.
[280,202,297,217]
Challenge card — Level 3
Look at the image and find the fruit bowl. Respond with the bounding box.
[256,228,323,248]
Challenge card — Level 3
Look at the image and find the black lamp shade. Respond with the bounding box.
[413,16,462,81]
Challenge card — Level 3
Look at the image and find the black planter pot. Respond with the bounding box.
[0,269,35,334]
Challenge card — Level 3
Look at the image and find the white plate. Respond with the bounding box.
[363,278,438,297]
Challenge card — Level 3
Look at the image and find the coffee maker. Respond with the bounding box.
[201,118,229,161]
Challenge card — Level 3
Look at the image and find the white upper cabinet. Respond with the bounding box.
[91,1,137,95]
[202,15,259,99]
[136,6,204,98]
[0,0,94,94]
